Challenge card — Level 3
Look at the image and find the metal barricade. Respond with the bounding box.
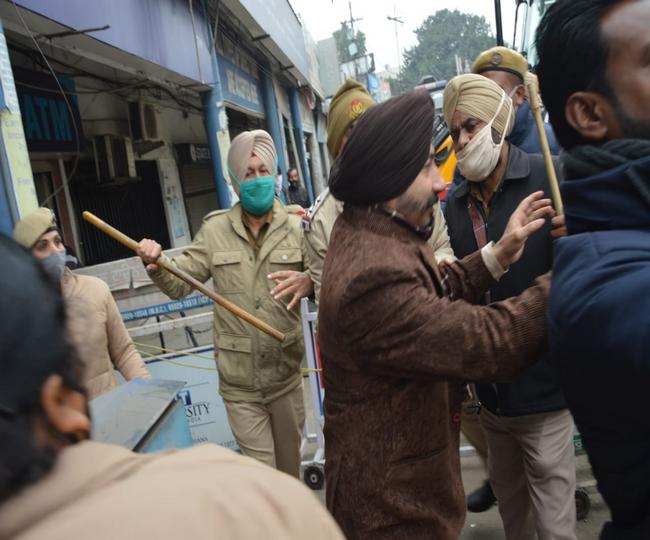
[299,297,325,489]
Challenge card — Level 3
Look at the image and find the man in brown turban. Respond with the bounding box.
[319,90,557,539]
[305,80,454,303]
[137,130,313,478]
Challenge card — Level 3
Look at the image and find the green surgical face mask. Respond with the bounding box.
[238,175,275,216]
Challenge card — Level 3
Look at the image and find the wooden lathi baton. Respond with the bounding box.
[82,211,285,343]
[526,76,564,215]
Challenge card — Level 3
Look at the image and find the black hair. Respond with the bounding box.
[0,235,83,503]
[535,0,622,149]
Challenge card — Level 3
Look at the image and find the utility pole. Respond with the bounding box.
[386,7,404,75]
[341,1,363,79]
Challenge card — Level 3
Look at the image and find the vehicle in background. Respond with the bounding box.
[415,77,456,200]
[511,0,557,63]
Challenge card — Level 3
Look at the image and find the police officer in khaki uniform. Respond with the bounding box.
[305,80,455,303]
[13,208,150,399]
[137,130,312,478]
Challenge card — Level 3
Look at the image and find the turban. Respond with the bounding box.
[13,207,57,249]
[329,90,434,205]
[443,74,515,138]
[227,130,276,186]
[327,79,375,159]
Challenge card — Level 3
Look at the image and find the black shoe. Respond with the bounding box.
[467,481,496,513]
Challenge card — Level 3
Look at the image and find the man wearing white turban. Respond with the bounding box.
[443,74,576,540]
[137,130,313,478]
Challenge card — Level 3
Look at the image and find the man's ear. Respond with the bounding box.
[565,92,615,143]
[40,374,91,437]
[513,84,526,107]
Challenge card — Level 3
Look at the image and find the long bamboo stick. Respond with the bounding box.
[82,211,285,343]
[526,77,564,215]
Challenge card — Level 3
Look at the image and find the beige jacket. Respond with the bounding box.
[305,188,456,302]
[149,200,307,403]
[63,269,149,399]
[0,441,344,540]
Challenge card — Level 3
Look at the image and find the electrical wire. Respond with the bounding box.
[8,0,313,216]
[134,340,322,373]
[10,42,205,112]
[10,0,81,207]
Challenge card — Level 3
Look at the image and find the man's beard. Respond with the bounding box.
[397,192,439,216]
[396,192,439,240]
[613,97,650,140]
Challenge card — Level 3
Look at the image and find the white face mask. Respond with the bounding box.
[508,86,520,115]
[455,91,512,182]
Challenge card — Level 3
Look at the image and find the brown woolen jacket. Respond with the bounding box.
[318,205,550,540]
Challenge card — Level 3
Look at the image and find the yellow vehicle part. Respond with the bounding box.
[434,134,456,184]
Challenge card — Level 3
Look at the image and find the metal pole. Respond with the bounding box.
[494,0,504,46]
[288,87,315,205]
[260,65,288,204]
[200,2,231,209]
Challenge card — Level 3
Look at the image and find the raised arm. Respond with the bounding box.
[137,225,212,300]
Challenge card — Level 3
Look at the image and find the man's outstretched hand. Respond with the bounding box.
[269,271,314,310]
[493,191,554,269]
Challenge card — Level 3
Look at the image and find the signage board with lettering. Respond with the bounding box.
[14,68,83,153]
[145,347,238,449]
[217,54,264,115]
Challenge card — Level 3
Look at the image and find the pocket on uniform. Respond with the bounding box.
[276,331,303,380]
[212,251,245,293]
[268,248,302,274]
[217,334,254,388]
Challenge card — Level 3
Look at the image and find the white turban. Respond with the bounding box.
[227,130,276,185]
[443,74,515,138]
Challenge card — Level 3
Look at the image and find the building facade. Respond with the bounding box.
[0,0,327,265]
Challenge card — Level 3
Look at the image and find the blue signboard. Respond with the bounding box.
[14,68,83,153]
[217,52,264,115]
[367,73,380,100]
[121,294,213,322]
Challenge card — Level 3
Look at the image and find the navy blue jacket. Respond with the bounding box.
[445,145,566,416]
[549,155,650,538]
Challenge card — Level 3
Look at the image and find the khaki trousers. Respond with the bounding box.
[461,405,489,469]
[223,383,305,478]
[481,408,577,540]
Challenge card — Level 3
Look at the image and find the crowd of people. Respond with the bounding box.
[0,0,648,539]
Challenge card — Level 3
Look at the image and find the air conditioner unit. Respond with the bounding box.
[129,101,159,141]
[92,135,137,183]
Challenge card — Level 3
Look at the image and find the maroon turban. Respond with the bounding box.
[328,90,434,205]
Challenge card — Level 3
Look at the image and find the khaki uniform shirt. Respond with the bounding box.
[149,200,307,403]
[305,188,456,303]
[63,269,150,399]
[0,441,344,540]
